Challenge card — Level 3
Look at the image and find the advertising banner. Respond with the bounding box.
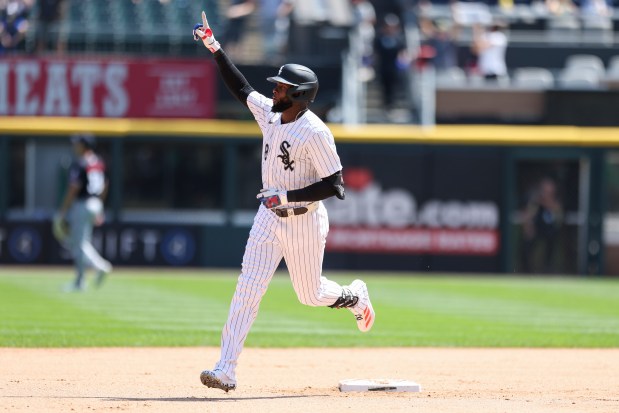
[0,222,202,267]
[323,147,503,272]
[0,57,216,118]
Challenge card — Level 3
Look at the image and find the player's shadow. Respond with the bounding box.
[106,395,327,402]
[3,395,327,402]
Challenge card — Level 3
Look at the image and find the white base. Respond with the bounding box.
[339,379,422,393]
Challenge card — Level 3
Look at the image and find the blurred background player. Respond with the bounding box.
[56,134,112,291]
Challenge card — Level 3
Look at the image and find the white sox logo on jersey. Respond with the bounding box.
[277,141,294,171]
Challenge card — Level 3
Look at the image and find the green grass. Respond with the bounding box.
[0,269,618,347]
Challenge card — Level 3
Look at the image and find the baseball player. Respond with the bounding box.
[56,134,112,291]
[193,11,375,392]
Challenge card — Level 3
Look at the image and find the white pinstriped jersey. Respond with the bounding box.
[247,91,343,207]
[212,91,350,384]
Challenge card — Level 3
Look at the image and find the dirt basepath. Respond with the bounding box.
[1,348,618,413]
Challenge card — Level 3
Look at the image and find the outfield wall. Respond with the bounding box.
[2,119,618,275]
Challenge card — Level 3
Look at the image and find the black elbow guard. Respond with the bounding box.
[324,170,345,200]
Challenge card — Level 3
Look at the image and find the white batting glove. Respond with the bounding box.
[193,11,221,53]
[257,189,288,209]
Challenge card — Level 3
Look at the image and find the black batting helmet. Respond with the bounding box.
[267,64,319,103]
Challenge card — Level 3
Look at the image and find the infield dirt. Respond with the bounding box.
[1,348,618,413]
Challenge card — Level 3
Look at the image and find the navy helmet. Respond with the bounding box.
[71,133,96,149]
[267,64,319,103]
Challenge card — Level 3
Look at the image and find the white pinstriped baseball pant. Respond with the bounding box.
[214,203,344,381]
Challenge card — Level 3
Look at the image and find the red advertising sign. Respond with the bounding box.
[327,228,499,255]
[0,57,216,118]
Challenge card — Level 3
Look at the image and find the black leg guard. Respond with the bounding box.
[328,287,359,309]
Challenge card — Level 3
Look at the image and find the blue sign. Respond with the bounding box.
[160,229,196,266]
[8,226,42,263]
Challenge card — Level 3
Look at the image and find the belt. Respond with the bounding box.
[272,202,318,218]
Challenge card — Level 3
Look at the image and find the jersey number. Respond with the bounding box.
[87,170,105,195]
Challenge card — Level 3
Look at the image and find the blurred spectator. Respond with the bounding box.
[369,0,406,25]
[546,0,577,15]
[374,13,408,111]
[132,0,173,4]
[259,0,293,62]
[223,0,256,59]
[471,22,508,81]
[419,17,459,71]
[34,0,66,53]
[521,177,564,273]
[351,0,376,81]
[0,0,31,55]
[498,0,514,12]
[395,0,420,27]
[579,0,611,17]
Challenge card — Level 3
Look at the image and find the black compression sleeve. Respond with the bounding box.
[287,171,345,202]
[213,49,255,106]
[287,180,337,202]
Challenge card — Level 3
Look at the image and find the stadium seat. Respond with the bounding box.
[47,0,220,55]
[435,67,467,88]
[606,56,619,78]
[558,67,601,89]
[545,15,580,43]
[512,67,555,89]
[564,54,605,77]
[291,0,352,26]
[581,16,613,45]
[451,1,492,26]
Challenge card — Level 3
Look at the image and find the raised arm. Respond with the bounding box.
[193,11,254,106]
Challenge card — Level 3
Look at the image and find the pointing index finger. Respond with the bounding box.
[202,11,209,29]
